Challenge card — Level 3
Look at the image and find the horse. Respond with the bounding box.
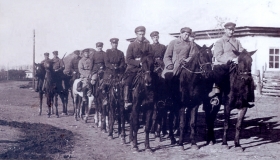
[72,78,94,122]
[36,60,64,118]
[150,57,170,142]
[169,44,214,150]
[129,52,155,152]
[34,63,46,115]
[206,49,257,151]
[101,72,125,140]
[94,70,109,132]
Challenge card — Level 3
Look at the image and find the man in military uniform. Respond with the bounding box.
[69,50,81,86]
[123,26,153,108]
[104,38,125,79]
[212,22,254,107]
[162,27,197,139]
[90,42,106,93]
[78,49,93,101]
[35,52,50,92]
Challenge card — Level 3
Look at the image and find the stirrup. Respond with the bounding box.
[210,97,219,106]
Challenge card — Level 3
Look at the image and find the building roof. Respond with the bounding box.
[169,26,280,40]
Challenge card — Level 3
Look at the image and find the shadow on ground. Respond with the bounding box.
[0,119,74,159]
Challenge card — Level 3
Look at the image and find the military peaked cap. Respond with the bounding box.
[44,52,49,56]
[180,27,192,33]
[74,50,80,55]
[150,31,159,37]
[82,49,89,53]
[135,26,146,33]
[224,22,236,29]
[110,38,119,43]
[96,42,103,47]
[52,51,58,55]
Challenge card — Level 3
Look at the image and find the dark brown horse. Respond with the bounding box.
[206,49,257,151]
[129,52,155,152]
[34,63,46,115]
[172,44,214,150]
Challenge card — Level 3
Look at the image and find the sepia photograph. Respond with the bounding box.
[0,0,280,159]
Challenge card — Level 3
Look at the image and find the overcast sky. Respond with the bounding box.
[1,0,280,67]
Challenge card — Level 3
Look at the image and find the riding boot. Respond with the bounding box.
[124,86,132,109]
[77,81,83,92]
[208,83,220,98]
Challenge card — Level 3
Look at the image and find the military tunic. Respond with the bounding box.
[123,39,153,87]
[162,36,196,78]
[104,48,125,77]
[78,57,92,79]
[214,35,244,64]
[151,43,166,69]
[52,57,64,71]
[91,50,106,73]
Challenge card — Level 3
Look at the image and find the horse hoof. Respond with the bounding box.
[191,144,199,150]
[155,137,161,142]
[121,138,126,145]
[108,136,113,140]
[234,146,244,152]
[131,147,139,152]
[222,144,229,149]
[145,147,153,153]
[170,138,176,145]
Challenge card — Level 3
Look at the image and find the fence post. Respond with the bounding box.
[256,70,261,95]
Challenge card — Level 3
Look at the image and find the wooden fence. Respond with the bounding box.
[261,70,280,96]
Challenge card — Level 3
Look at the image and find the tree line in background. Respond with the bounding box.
[0,69,27,81]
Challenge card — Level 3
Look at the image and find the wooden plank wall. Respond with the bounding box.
[261,69,280,96]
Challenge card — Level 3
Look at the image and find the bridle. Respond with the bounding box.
[181,61,212,74]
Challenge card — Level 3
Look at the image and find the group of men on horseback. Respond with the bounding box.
[35,21,256,151]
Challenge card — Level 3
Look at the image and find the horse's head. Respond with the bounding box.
[140,52,154,87]
[196,44,214,78]
[233,49,257,81]
[34,62,45,78]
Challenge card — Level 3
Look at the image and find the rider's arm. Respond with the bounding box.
[163,40,175,68]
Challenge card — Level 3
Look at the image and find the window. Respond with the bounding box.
[269,48,279,68]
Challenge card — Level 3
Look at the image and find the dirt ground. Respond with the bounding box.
[0,81,279,160]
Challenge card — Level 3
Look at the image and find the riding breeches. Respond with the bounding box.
[122,72,137,88]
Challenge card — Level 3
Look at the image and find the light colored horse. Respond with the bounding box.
[72,78,94,122]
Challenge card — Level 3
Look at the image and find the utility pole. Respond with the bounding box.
[33,30,35,89]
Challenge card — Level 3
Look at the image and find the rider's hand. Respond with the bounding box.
[232,57,238,64]
[139,62,142,67]
[166,64,174,70]
[179,59,188,66]
[73,71,76,74]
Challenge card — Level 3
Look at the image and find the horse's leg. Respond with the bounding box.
[46,94,51,118]
[168,108,176,145]
[120,102,126,144]
[204,97,221,145]
[144,107,153,152]
[234,107,247,150]
[84,95,93,123]
[155,106,162,142]
[131,103,139,151]
[178,107,187,150]
[55,94,59,118]
[39,92,43,115]
[70,89,75,115]
[222,103,231,149]
[74,94,79,121]
[189,105,199,150]
[108,103,115,139]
